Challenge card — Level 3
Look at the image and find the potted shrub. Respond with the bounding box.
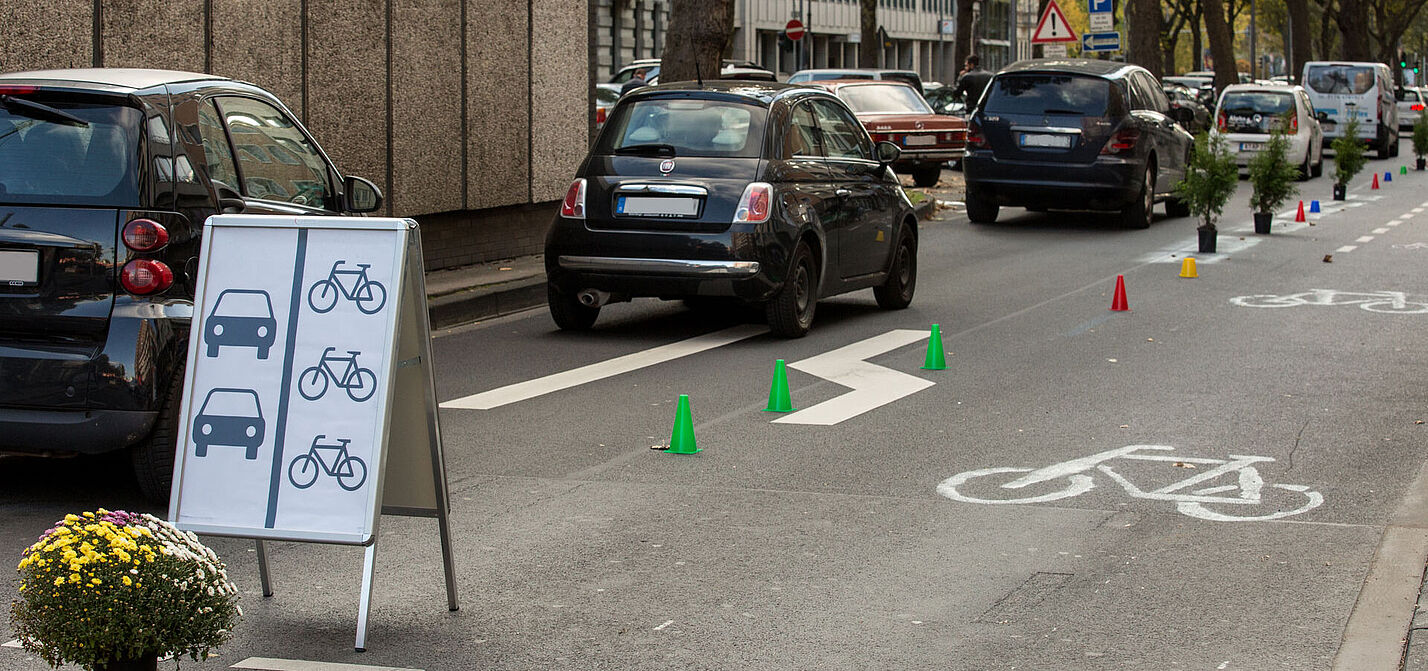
[1246,123,1300,235]
[10,509,240,671]
[1331,117,1367,200]
[1413,112,1428,171]
[1173,131,1239,253]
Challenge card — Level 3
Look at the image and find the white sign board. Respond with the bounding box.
[1089,12,1113,31]
[171,215,412,545]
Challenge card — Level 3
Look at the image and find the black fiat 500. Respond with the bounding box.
[0,68,382,499]
[545,81,919,338]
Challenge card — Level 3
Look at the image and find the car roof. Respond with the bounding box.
[999,58,1140,78]
[801,79,919,92]
[794,68,918,77]
[0,67,226,91]
[1221,83,1303,94]
[627,80,828,106]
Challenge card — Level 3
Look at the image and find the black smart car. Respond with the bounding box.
[963,59,1194,227]
[545,81,918,338]
[0,68,382,500]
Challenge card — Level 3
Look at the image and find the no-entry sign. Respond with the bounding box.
[786,19,805,41]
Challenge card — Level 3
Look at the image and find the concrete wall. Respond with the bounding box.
[0,0,590,269]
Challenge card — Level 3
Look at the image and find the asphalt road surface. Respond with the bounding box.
[4,146,1428,671]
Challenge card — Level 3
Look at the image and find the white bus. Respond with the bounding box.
[1301,61,1400,158]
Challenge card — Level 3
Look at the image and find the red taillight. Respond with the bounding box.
[1414,103,1425,112]
[1216,111,1227,131]
[119,259,174,295]
[733,182,772,224]
[1101,128,1140,155]
[596,107,607,124]
[122,218,169,252]
[1287,114,1299,135]
[559,178,586,219]
[965,123,987,148]
[0,85,37,95]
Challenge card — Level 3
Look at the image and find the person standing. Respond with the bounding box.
[620,68,648,96]
[954,55,994,110]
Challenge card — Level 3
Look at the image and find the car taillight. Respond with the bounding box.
[1414,103,1425,112]
[596,107,607,124]
[1101,128,1140,155]
[1287,114,1299,135]
[1216,111,1227,132]
[0,85,37,95]
[965,122,987,148]
[559,178,586,219]
[869,133,890,142]
[122,218,169,252]
[733,182,772,224]
[120,259,174,295]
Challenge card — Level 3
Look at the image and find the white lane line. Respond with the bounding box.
[1357,236,1375,242]
[1337,245,1359,253]
[1389,221,1402,226]
[1414,207,1425,213]
[1401,213,1415,219]
[774,329,934,426]
[2,640,21,649]
[232,659,422,671]
[1374,228,1391,234]
[440,324,767,410]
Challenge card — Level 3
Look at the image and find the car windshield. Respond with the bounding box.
[1305,65,1375,95]
[836,84,933,114]
[199,389,261,417]
[214,290,273,317]
[0,100,141,207]
[983,74,1110,116]
[599,99,765,158]
[1220,92,1294,131]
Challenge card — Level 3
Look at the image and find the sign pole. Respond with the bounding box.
[355,542,378,652]
[255,540,273,597]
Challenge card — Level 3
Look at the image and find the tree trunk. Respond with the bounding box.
[1318,1,1336,60]
[859,0,879,68]
[660,0,735,83]
[1286,0,1311,83]
[1191,6,1204,69]
[955,0,975,68]
[1203,0,1238,90]
[1338,0,1370,60]
[1127,0,1162,77]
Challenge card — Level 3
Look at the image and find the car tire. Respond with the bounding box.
[1121,163,1154,229]
[1392,135,1400,157]
[966,189,999,223]
[911,164,941,187]
[873,227,917,310]
[1379,130,1393,159]
[766,241,817,338]
[130,363,184,503]
[1299,148,1313,181]
[548,283,599,331]
[1312,148,1324,177]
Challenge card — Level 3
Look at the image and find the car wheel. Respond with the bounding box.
[1299,148,1313,181]
[1121,162,1154,229]
[766,241,817,338]
[873,227,917,310]
[1379,130,1393,159]
[1392,136,1401,157]
[547,283,598,331]
[911,164,941,187]
[966,189,999,223]
[1312,148,1324,177]
[130,363,184,503]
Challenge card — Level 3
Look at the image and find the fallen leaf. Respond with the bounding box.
[1107,358,1118,363]
[1119,424,1130,429]
[1172,462,1196,469]
[1416,420,1424,425]
[1323,254,1333,263]
[1146,338,1154,342]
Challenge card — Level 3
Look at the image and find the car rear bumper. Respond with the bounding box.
[963,154,1141,209]
[0,408,158,456]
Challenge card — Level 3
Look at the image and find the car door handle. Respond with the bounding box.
[835,188,852,197]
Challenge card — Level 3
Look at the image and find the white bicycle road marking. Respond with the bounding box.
[1229,289,1428,314]
[937,445,1324,522]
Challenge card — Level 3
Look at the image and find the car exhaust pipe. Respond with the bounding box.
[577,289,611,308]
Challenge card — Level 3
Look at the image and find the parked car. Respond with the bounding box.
[1301,61,1399,158]
[963,59,1194,227]
[1212,83,1325,179]
[788,68,925,94]
[923,85,969,117]
[0,68,383,500]
[802,80,966,186]
[611,59,776,86]
[596,82,621,129]
[545,81,919,338]
[1162,82,1212,133]
[1397,86,1425,130]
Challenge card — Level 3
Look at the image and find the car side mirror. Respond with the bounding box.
[1315,111,1330,123]
[344,176,383,213]
[875,141,901,165]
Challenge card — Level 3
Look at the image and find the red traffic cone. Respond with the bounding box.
[1110,275,1129,312]
[1372,173,1380,189]
[1295,200,1306,222]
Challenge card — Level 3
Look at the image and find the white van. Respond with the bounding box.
[1301,61,1400,158]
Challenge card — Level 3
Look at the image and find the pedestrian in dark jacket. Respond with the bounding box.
[620,68,648,96]
[954,55,993,110]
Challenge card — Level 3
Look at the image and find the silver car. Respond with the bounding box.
[1396,86,1425,130]
[1213,84,1325,179]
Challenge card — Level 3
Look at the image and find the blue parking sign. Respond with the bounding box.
[1089,0,1111,12]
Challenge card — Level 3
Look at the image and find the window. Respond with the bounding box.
[784,102,823,158]
[1305,65,1376,95]
[598,99,766,158]
[0,101,141,207]
[214,96,333,209]
[984,74,1111,116]
[810,99,873,161]
[195,101,240,192]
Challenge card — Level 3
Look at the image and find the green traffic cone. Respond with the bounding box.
[1402,165,1409,175]
[764,359,795,412]
[922,324,947,370]
[665,394,700,454]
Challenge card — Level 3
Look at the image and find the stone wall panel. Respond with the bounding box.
[211,0,303,119]
[391,0,463,216]
[306,0,389,212]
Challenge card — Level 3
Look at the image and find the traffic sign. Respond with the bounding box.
[785,19,805,41]
[1082,31,1122,51]
[1032,0,1078,43]
[1089,11,1113,31]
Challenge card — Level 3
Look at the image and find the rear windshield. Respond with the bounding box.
[836,84,934,115]
[598,98,765,158]
[1219,92,1295,131]
[983,74,1111,116]
[0,100,141,207]
[1305,65,1376,95]
[1399,89,1421,102]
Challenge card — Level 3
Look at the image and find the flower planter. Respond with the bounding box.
[1197,227,1217,253]
[1417,157,1425,171]
[1333,183,1346,200]
[96,653,159,671]
[1253,212,1273,234]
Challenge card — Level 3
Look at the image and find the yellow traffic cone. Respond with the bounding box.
[1179,257,1198,278]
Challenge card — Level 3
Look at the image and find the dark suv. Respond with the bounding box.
[962,59,1194,227]
[0,68,381,500]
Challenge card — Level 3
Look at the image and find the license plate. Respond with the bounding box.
[0,250,38,286]
[1019,133,1072,148]
[1240,142,1265,151]
[616,196,700,218]
[903,134,937,147]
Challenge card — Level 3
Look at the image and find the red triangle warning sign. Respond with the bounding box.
[1032,0,1078,43]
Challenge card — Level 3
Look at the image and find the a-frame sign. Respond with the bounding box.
[1032,0,1079,43]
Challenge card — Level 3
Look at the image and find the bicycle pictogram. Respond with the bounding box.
[308,260,387,314]
[298,347,377,402]
[1230,289,1428,314]
[937,445,1323,522]
[288,434,367,491]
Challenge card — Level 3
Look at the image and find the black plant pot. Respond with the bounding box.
[1417,157,1425,171]
[1253,212,1272,234]
[1333,183,1346,200]
[1197,227,1217,253]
